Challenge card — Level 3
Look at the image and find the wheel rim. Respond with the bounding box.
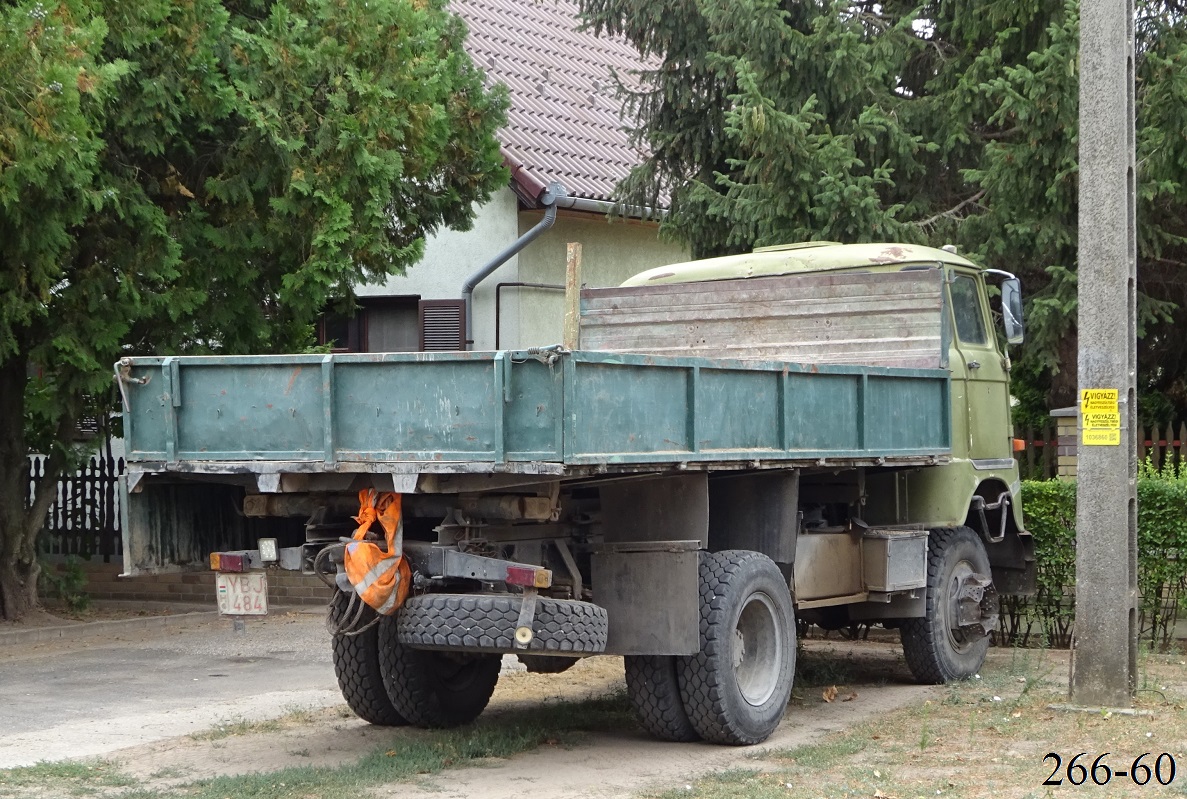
[732,591,782,706]
[944,559,977,653]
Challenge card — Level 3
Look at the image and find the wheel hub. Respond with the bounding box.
[733,592,782,706]
[946,564,999,648]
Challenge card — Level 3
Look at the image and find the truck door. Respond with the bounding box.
[948,270,1013,462]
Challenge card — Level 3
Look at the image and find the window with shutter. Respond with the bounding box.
[419,300,467,351]
[363,298,419,352]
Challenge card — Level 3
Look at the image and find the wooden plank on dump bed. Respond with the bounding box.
[579,269,947,369]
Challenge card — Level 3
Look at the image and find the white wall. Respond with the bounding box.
[354,188,689,351]
[514,211,689,348]
[356,187,522,350]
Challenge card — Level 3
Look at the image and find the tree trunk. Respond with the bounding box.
[0,558,39,621]
[1049,329,1080,410]
[0,352,58,621]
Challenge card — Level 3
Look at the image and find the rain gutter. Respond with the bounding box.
[462,180,565,349]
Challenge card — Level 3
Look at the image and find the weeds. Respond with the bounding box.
[0,691,634,799]
[188,716,283,741]
[0,760,132,793]
[37,555,91,613]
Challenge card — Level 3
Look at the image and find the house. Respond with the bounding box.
[327,0,689,353]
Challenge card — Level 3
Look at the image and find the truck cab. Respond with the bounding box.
[623,241,1034,597]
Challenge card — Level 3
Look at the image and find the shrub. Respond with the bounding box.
[998,480,1076,647]
[1000,467,1187,650]
[37,556,92,614]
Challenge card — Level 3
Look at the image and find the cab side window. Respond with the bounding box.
[950,274,987,346]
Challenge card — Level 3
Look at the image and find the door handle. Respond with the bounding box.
[967,360,981,369]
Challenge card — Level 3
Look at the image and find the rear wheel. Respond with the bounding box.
[900,527,996,684]
[378,615,500,728]
[328,591,407,726]
[677,550,796,745]
[625,655,700,742]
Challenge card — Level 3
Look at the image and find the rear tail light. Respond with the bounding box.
[209,552,248,572]
[505,566,552,588]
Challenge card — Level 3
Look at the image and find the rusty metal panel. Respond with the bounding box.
[707,471,798,564]
[591,549,700,655]
[793,532,864,601]
[121,350,950,468]
[580,269,945,369]
[599,473,709,547]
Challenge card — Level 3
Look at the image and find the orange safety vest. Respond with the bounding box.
[344,489,411,615]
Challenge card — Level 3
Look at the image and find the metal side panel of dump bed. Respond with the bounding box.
[118,350,951,472]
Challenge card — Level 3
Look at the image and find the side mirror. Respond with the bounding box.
[1001,277,1024,345]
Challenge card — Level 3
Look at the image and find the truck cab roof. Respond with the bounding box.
[621,241,981,287]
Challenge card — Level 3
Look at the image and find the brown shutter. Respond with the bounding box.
[418,299,466,351]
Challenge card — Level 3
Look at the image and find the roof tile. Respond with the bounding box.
[451,0,654,204]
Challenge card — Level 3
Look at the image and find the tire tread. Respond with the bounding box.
[396,593,608,654]
[900,527,991,684]
[329,591,407,726]
[677,550,795,745]
[624,655,700,742]
[379,617,500,727]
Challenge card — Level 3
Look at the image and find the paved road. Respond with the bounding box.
[0,610,340,767]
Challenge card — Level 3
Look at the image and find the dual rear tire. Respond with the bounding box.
[328,591,407,727]
[625,550,797,746]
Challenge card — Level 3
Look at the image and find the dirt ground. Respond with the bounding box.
[7,607,1182,799]
[89,635,936,799]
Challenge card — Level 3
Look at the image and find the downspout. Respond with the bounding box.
[462,182,566,349]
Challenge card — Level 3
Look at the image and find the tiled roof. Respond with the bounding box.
[451,0,653,206]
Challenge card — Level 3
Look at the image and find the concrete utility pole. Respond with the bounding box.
[1071,0,1138,707]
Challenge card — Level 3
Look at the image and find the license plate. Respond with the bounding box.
[215,572,269,616]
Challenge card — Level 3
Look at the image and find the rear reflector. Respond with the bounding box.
[1012,438,1026,452]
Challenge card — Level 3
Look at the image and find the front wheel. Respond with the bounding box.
[900,526,997,684]
[677,550,796,745]
[378,616,501,728]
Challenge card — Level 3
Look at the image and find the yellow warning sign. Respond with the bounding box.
[1082,428,1121,446]
[1081,388,1119,413]
[1082,411,1121,429]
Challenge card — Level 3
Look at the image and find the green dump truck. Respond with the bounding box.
[116,241,1034,746]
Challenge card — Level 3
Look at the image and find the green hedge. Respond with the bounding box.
[999,466,1187,649]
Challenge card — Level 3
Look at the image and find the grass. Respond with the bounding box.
[0,690,635,799]
[187,704,324,742]
[644,648,1187,799]
[0,761,135,795]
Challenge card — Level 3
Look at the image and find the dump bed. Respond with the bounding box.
[118,349,951,476]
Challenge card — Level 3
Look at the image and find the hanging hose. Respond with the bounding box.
[325,586,382,637]
[313,541,345,590]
